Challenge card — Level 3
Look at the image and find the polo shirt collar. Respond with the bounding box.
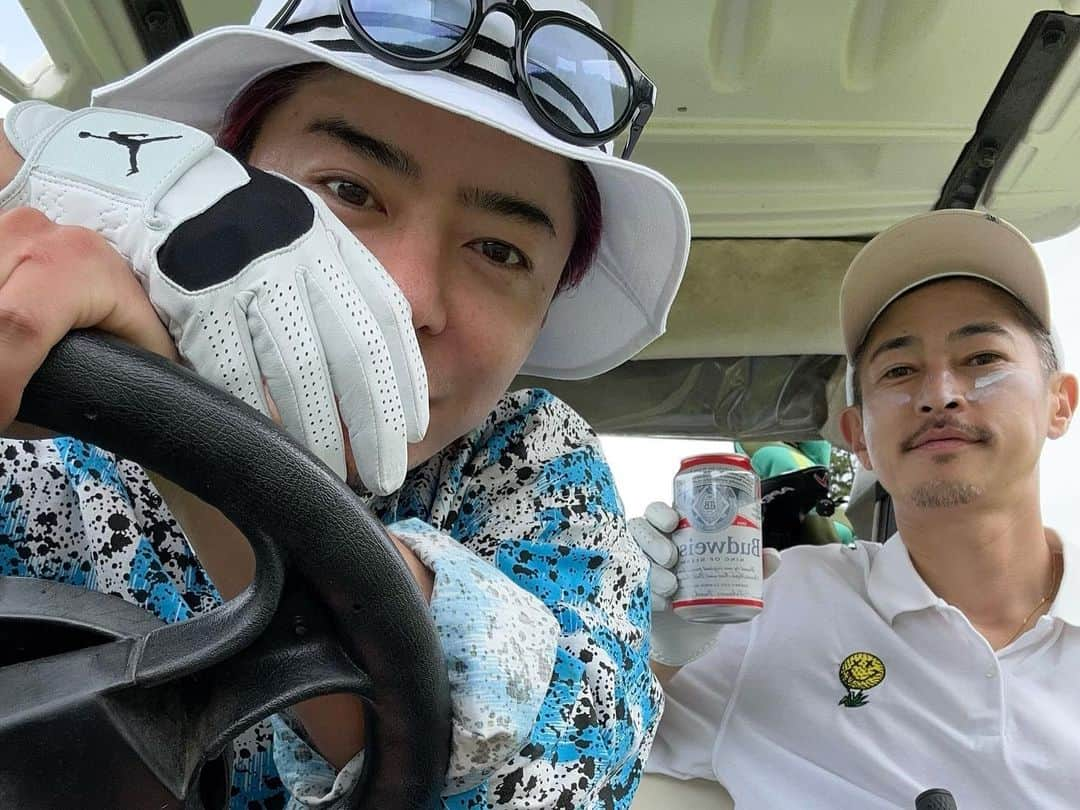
[1049,531,1080,627]
[867,533,940,624]
[867,530,1080,627]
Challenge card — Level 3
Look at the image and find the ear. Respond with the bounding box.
[840,405,873,470]
[1047,371,1078,440]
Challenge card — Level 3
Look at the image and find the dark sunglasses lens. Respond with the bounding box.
[349,0,473,58]
[524,24,631,138]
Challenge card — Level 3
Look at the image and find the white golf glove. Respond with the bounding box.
[0,101,427,494]
[630,502,781,667]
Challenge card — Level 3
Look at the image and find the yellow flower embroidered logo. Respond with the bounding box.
[838,651,886,708]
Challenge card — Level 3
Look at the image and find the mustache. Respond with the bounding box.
[901,418,993,452]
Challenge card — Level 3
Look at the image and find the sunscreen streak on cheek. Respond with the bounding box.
[973,369,1012,390]
[967,369,1039,402]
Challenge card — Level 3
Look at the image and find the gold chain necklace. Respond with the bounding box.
[1002,552,1062,648]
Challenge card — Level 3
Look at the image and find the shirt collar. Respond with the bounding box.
[867,529,1080,627]
[867,533,941,624]
[1048,530,1080,627]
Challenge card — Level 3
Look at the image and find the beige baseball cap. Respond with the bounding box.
[840,208,1053,357]
[840,209,1056,404]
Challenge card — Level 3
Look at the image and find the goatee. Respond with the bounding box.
[910,480,983,508]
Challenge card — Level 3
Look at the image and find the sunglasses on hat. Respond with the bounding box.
[269,0,656,159]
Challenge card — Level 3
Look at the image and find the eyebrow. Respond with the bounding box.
[867,321,1015,365]
[306,118,420,179]
[459,186,558,238]
[868,335,915,365]
[947,321,1014,342]
[306,118,557,237]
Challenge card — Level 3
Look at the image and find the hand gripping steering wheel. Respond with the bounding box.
[0,331,450,809]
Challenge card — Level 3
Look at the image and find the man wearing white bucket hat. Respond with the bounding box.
[635,209,1080,808]
[0,0,690,806]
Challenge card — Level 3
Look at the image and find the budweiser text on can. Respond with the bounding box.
[672,454,763,623]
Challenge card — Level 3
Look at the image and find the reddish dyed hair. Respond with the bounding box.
[216,63,602,295]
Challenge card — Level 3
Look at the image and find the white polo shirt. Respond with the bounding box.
[647,534,1080,809]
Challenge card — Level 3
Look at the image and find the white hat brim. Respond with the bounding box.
[92,26,691,380]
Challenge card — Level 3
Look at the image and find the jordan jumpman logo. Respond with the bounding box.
[78,130,183,176]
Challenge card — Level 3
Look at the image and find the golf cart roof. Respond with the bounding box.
[10,1,1080,247]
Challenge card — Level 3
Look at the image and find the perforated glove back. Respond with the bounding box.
[1,102,427,494]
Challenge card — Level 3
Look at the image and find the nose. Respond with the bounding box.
[367,229,449,336]
[916,366,965,414]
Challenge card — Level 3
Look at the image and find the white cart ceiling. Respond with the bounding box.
[590,0,1080,242]
[9,1,1080,243]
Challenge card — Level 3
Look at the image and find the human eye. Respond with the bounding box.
[467,239,532,271]
[881,365,915,381]
[967,351,1003,366]
[325,178,381,211]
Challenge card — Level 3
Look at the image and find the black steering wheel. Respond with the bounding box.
[0,331,450,809]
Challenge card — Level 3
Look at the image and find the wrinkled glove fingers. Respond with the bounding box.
[244,283,347,480]
[305,268,407,495]
[177,301,269,417]
[629,516,679,569]
[650,564,678,599]
[332,227,428,443]
[644,501,681,533]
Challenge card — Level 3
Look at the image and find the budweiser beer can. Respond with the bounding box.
[672,454,763,623]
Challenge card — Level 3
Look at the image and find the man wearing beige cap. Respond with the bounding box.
[636,209,1080,808]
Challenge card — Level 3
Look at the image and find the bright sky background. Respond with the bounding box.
[0,6,1077,535]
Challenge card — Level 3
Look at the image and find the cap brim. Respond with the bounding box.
[93,26,690,380]
[839,209,1050,359]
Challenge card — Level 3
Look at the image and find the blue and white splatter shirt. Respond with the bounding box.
[0,388,660,809]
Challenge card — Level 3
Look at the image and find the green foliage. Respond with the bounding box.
[829,446,856,505]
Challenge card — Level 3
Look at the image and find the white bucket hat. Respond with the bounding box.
[91,0,691,380]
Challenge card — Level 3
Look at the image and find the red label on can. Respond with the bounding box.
[732,514,759,530]
[671,597,765,609]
